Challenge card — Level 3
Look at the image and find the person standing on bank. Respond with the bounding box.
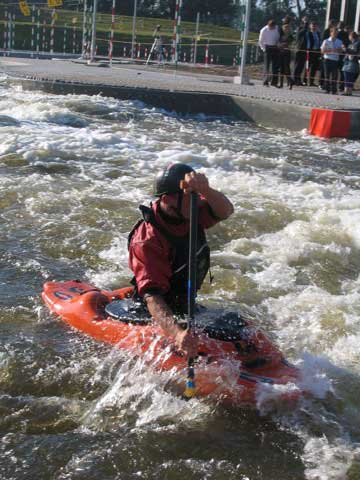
[306,22,322,86]
[321,27,343,94]
[259,19,280,86]
[278,23,294,89]
[293,16,309,86]
[153,24,164,65]
[128,164,234,357]
[337,21,351,91]
[342,31,360,96]
[319,19,337,89]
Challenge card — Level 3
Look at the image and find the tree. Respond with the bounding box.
[258,0,294,24]
[302,0,327,22]
[257,0,326,29]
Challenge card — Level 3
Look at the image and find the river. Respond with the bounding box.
[0,80,360,479]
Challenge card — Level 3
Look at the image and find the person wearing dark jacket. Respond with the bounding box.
[305,22,322,86]
[128,163,234,357]
[279,23,294,88]
[293,17,309,85]
[342,31,360,96]
[337,22,351,91]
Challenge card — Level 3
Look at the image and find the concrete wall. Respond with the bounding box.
[7,76,312,132]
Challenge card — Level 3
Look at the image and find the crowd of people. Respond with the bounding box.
[258,17,360,96]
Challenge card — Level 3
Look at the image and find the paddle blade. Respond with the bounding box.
[183,380,196,400]
[183,358,196,400]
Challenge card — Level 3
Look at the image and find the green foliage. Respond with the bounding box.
[257,0,326,27]
[98,0,236,26]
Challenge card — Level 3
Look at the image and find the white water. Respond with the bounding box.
[1,80,360,479]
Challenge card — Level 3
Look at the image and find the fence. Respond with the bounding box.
[0,7,262,71]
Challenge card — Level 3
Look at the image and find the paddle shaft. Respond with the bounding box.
[188,191,198,324]
[183,191,198,399]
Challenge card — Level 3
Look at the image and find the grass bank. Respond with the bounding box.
[0,7,259,65]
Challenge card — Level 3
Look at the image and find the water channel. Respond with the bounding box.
[1,81,360,479]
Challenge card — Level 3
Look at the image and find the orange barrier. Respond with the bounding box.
[309,108,351,138]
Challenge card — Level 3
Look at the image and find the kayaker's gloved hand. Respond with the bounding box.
[175,328,198,358]
[181,171,210,197]
[181,171,234,220]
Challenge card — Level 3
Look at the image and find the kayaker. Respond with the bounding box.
[128,163,234,357]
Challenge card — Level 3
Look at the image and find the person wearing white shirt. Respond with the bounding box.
[321,27,344,94]
[259,20,280,86]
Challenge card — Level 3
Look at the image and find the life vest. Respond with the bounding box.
[128,204,210,312]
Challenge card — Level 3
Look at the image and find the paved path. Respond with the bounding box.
[1,57,360,111]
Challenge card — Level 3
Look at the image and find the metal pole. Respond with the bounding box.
[239,0,251,85]
[4,9,8,54]
[8,13,12,53]
[50,9,55,54]
[42,19,46,52]
[172,0,179,62]
[31,4,35,57]
[325,0,331,30]
[12,14,15,51]
[131,0,138,59]
[63,24,67,55]
[90,0,98,62]
[339,0,346,22]
[177,0,183,62]
[87,4,92,57]
[82,0,88,58]
[73,21,76,54]
[11,14,15,52]
[193,11,200,65]
[36,9,40,57]
[355,0,360,32]
[109,0,115,66]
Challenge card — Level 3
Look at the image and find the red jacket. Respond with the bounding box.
[128,199,219,297]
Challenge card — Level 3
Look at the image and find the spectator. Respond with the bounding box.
[337,21,351,46]
[321,27,343,94]
[282,15,293,27]
[153,25,164,64]
[259,19,280,86]
[279,23,294,89]
[323,19,337,41]
[342,31,360,96]
[337,21,351,91]
[319,19,337,89]
[305,22,322,86]
[293,16,309,85]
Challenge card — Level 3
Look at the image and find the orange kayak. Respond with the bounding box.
[42,280,301,406]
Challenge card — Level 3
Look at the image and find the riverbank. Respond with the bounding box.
[1,56,360,138]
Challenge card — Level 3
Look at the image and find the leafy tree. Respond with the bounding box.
[301,0,327,22]
[257,0,326,28]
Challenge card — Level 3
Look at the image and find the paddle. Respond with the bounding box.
[183,190,198,400]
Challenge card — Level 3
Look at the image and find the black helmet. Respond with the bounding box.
[154,163,194,196]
